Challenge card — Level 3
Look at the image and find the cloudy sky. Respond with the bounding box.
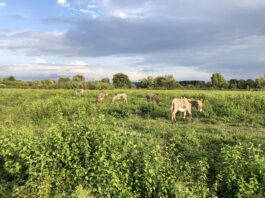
[0,0,265,81]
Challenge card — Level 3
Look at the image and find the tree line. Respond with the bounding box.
[0,73,265,90]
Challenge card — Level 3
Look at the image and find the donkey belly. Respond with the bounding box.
[178,107,187,112]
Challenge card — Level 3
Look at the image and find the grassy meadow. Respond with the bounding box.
[0,89,265,197]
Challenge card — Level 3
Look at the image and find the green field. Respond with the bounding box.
[0,89,265,197]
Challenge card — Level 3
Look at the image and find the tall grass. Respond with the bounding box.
[0,89,264,197]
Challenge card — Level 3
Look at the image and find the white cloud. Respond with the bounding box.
[0,30,68,56]
[2,0,265,80]
[164,66,212,81]
[113,11,126,19]
[71,60,87,66]
[213,0,265,9]
[79,9,89,13]
[0,2,6,7]
[73,8,99,17]
[87,4,97,8]
[0,60,213,81]
[98,0,155,19]
[57,0,70,7]
[35,58,47,64]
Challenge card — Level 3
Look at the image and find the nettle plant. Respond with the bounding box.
[215,143,265,197]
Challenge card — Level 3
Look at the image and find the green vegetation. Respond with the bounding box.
[141,75,180,89]
[211,73,229,89]
[1,73,265,90]
[112,73,131,88]
[0,89,265,197]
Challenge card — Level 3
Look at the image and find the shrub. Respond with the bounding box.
[216,143,265,197]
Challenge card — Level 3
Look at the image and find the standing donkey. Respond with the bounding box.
[75,88,84,97]
[171,98,203,122]
[96,92,108,103]
[112,93,128,103]
[146,93,162,105]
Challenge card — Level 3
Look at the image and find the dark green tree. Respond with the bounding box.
[245,79,255,89]
[101,77,110,84]
[229,79,238,89]
[179,80,206,89]
[58,77,71,83]
[138,76,155,88]
[6,76,16,81]
[255,76,265,89]
[72,75,85,82]
[112,73,131,88]
[211,73,228,89]
[154,75,179,89]
[237,79,247,89]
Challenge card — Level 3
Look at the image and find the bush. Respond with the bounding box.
[108,103,130,118]
[216,143,265,197]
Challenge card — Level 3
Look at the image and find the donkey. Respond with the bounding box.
[112,93,128,103]
[96,92,108,103]
[146,93,162,105]
[171,98,192,122]
[75,88,84,97]
[171,97,204,122]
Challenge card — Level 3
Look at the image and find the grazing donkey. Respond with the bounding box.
[146,93,162,105]
[171,97,204,122]
[112,93,128,103]
[96,92,108,103]
[171,98,192,122]
[75,88,84,97]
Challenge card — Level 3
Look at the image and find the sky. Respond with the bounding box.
[0,0,265,81]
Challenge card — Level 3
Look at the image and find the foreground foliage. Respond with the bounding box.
[0,89,265,197]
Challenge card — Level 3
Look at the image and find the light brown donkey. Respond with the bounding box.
[75,88,84,97]
[171,98,192,122]
[112,93,128,103]
[96,92,108,103]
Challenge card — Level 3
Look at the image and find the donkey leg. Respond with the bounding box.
[172,110,176,123]
[188,108,192,118]
[171,112,174,122]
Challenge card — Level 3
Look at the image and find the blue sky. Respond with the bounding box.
[0,0,265,81]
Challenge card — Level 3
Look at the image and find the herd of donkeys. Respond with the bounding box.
[75,89,203,122]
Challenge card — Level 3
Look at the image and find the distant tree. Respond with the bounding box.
[255,76,265,89]
[245,79,255,89]
[154,76,166,89]
[179,80,206,89]
[164,75,180,89]
[101,77,110,84]
[72,75,85,82]
[237,79,247,89]
[40,79,56,89]
[6,76,16,81]
[112,73,131,88]
[139,76,155,88]
[211,73,228,89]
[42,79,56,85]
[229,79,238,89]
[193,80,206,88]
[229,79,255,90]
[58,77,71,83]
[154,75,179,89]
